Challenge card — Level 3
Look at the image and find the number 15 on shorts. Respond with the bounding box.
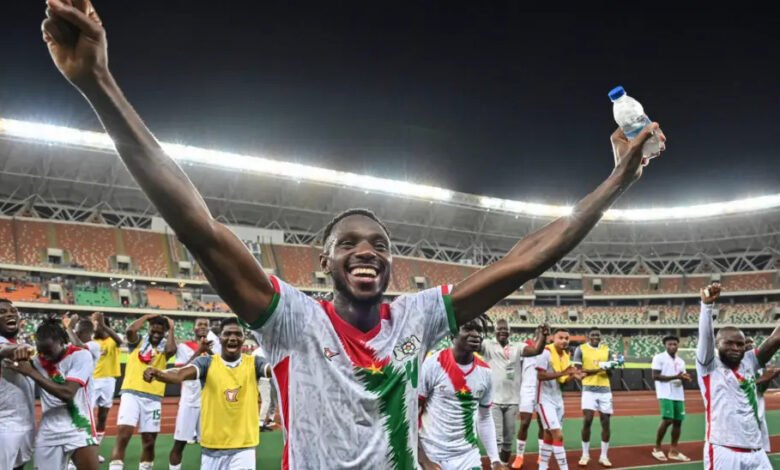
[152,409,161,421]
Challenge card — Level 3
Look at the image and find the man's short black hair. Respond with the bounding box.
[553,328,569,335]
[662,335,679,344]
[221,317,241,330]
[148,316,169,331]
[589,327,601,334]
[0,298,13,305]
[36,318,68,344]
[321,209,391,248]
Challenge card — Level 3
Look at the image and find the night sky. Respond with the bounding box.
[2,2,778,206]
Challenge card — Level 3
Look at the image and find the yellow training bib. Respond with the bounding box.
[200,354,260,450]
[93,337,120,378]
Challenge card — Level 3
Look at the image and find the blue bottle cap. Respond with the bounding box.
[608,86,625,101]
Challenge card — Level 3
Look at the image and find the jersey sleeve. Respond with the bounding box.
[536,349,551,373]
[395,285,458,353]
[571,346,583,366]
[192,355,212,386]
[88,342,101,363]
[651,354,662,371]
[480,372,493,407]
[174,343,193,367]
[248,276,320,365]
[64,350,94,386]
[418,354,437,399]
[254,355,271,380]
[696,302,716,374]
[744,349,760,371]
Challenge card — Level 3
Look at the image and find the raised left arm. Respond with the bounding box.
[450,125,663,322]
[520,325,549,357]
[757,325,780,367]
[164,317,177,359]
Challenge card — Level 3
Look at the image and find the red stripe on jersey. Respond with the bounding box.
[703,374,712,442]
[274,356,291,470]
[319,301,391,369]
[438,348,475,393]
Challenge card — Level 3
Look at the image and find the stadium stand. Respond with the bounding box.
[56,223,117,272]
[0,218,15,263]
[74,285,120,308]
[0,280,46,303]
[122,228,170,277]
[271,245,322,287]
[14,219,49,266]
[145,287,180,310]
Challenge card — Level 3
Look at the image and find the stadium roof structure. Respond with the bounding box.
[1,117,779,275]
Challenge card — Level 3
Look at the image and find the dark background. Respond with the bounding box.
[3,2,778,206]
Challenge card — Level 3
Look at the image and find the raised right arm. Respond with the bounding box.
[42,0,274,324]
[697,283,721,368]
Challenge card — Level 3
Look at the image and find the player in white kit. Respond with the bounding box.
[745,337,778,453]
[38,2,665,463]
[511,340,545,470]
[419,317,503,470]
[536,329,584,470]
[480,320,548,465]
[7,318,99,469]
[168,317,213,470]
[0,299,36,470]
[64,313,102,365]
[697,282,780,469]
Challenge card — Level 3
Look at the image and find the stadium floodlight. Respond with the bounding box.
[3,117,780,221]
[0,117,453,202]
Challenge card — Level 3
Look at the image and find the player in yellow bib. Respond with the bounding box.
[572,327,613,467]
[90,313,124,448]
[109,315,176,470]
[144,317,271,470]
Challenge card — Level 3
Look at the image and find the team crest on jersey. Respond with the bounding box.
[393,335,421,361]
[324,347,340,361]
[224,388,240,402]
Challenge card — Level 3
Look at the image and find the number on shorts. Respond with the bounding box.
[152,409,161,421]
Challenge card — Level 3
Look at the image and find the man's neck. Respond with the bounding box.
[0,332,16,341]
[452,347,474,366]
[554,345,565,354]
[333,293,382,333]
[668,352,676,358]
[222,353,241,363]
[498,338,508,347]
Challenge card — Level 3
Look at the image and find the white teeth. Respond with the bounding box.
[350,267,378,278]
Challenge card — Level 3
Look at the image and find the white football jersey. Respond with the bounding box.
[253,277,454,469]
[419,348,493,462]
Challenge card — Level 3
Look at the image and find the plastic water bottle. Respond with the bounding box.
[608,86,663,164]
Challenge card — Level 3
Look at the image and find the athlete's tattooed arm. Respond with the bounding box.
[450,126,665,324]
[41,0,275,326]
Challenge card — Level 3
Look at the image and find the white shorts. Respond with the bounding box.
[537,400,564,431]
[431,448,481,470]
[581,391,613,415]
[174,406,201,442]
[518,388,537,414]
[704,443,772,470]
[202,448,256,470]
[0,429,34,469]
[35,434,95,470]
[93,377,117,409]
[117,393,162,433]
